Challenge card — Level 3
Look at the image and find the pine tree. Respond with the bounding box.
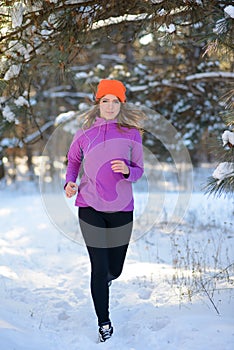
[204,89,234,197]
[202,3,234,197]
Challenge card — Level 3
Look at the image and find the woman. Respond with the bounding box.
[64,79,144,342]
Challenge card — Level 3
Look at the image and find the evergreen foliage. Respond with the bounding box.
[204,89,234,196]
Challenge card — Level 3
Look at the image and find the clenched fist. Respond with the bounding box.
[65,181,78,198]
[111,160,129,175]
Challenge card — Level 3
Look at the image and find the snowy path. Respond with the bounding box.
[0,186,233,349]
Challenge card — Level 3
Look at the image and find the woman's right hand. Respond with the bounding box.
[65,181,78,198]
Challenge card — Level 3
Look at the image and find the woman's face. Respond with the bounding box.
[99,94,121,120]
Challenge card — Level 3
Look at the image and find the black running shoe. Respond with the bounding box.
[99,323,113,342]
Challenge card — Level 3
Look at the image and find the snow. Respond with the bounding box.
[14,96,29,107]
[139,34,153,45]
[92,14,149,30]
[151,0,164,3]
[75,72,89,79]
[2,105,16,123]
[42,91,92,99]
[11,2,25,28]
[24,122,54,144]
[6,40,32,62]
[224,5,234,19]
[212,162,234,183]
[166,24,176,34]
[0,173,233,349]
[0,137,23,149]
[65,0,90,4]
[157,9,166,16]
[194,0,203,5]
[222,130,234,147]
[186,72,234,81]
[55,111,76,125]
[128,85,148,92]
[4,64,21,81]
[96,64,105,71]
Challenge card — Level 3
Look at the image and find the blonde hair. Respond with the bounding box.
[80,101,146,132]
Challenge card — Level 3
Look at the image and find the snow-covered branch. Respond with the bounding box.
[222,130,234,147]
[24,121,54,144]
[42,91,93,99]
[0,121,54,150]
[186,72,234,81]
[213,162,234,184]
[92,13,150,30]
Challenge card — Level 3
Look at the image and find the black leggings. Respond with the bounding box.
[78,207,133,326]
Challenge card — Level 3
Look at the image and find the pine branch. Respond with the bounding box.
[204,175,234,198]
[221,111,234,129]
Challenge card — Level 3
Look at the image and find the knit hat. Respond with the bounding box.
[95,79,126,102]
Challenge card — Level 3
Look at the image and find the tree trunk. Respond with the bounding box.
[26,145,34,181]
[0,153,5,180]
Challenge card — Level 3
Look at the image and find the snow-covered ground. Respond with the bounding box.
[0,179,233,350]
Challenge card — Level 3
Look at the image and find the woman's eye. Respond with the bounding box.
[101,99,119,104]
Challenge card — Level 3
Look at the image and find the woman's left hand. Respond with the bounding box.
[111,160,129,175]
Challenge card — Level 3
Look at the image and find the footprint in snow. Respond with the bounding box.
[138,288,152,300]
[58,311,70,320]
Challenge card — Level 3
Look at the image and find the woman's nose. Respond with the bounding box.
[107,102,114,109]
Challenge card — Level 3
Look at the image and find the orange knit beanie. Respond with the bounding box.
[95,79,126,102]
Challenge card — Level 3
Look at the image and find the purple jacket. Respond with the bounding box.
[65,117,144,212]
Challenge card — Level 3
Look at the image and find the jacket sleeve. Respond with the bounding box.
[124,129,144,182]
[64,132,83,187]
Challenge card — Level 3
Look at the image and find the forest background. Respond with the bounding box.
[0,0,233,184]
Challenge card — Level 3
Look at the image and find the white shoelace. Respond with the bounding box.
[99,325,112,341]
